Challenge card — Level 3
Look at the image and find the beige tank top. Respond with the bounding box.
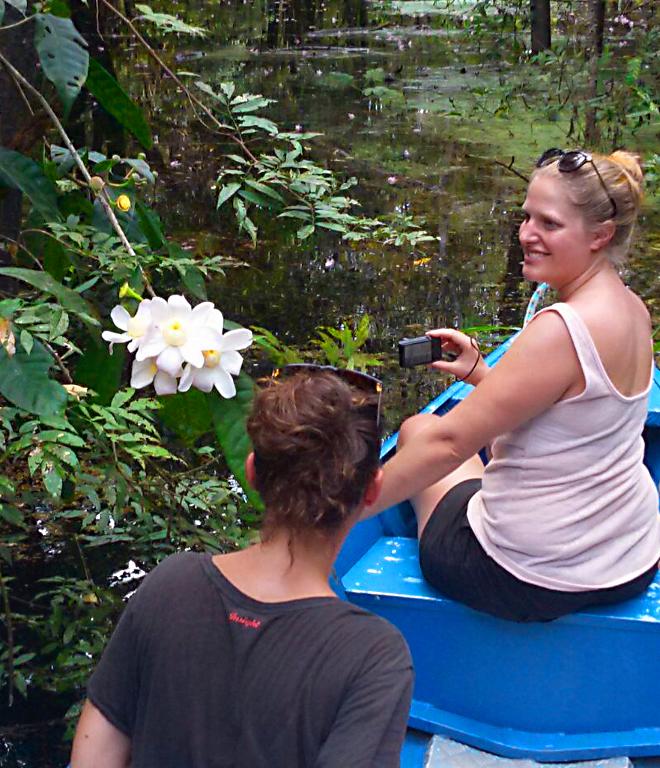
[467,302,660,591]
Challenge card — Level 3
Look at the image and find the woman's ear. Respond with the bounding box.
[245,452,257,490]
[590,219,616,252]
[362,468,384,509]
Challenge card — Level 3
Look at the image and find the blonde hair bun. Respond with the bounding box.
[608,150,645,204]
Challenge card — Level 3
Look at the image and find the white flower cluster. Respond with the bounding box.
[102,295,252,398]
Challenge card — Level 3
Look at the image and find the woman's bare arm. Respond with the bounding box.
[364,311,582,518]
[71,700,131,768]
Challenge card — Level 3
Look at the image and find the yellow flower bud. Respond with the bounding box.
[116,194,131,212]
[119,282,144,301]
[89,176,105,193]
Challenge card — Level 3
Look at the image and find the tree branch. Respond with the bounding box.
[0,51,156,298]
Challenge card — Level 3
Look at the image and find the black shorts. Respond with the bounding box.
[418,479,658,623]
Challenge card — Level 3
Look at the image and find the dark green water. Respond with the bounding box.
[2,0,658,763]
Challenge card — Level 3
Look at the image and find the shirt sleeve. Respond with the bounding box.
[86,590,141,737]
[313,627,414,768]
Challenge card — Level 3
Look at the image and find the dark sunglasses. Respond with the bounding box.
[272,364,383,426]
[536,148,617,218]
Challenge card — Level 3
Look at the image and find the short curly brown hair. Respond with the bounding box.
[247,371,381,539]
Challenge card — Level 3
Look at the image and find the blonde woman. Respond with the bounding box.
[366,149,659,622]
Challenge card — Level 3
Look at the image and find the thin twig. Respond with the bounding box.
[97,0,259,163]
[1,235,44,270]
[43,341,74,384]
[0,51,156,298]
[0,14,37,32]
[7,68,33,116]
[0,565,15,707]
[466,153,530,184]
[74,534,94,584]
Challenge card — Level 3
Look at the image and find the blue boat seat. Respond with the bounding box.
[343,536,660,762]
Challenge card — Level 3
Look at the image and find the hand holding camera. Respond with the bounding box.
[399,329,485,384]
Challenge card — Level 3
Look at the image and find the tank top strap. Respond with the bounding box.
[533,302,608,395]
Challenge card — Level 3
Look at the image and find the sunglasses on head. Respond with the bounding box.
[272,364,383,427]
[536,148,617,219]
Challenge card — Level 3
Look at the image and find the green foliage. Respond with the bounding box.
[312,315,381,371]
[85,59,153,149]
[195,80,434,246]
[0,343,68,417]
[35,14,89,117]
[0,147,61,221]
[134,4,206,36]
[209,374,263,512]
[251,326,303,367]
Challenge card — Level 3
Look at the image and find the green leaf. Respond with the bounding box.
[157,389,212,446]
[0,343,68,416]
[85,58,153,149]
[216,183,241,210]
[6,0,27,14]
[0,504,24,527]
[244,180,286,204]
[0,147,61,221]
[238,116,279,135]
[35,14,89,118]
[230,96,272,114]
[38,430,85,447]
[43,467,63,497]
[0,475,16,496]
[0,268,99,327]
[19,329,33,355]
[297,224,315,240]
[134,4,206,36]
[182,266,207,300]
[74,340,125,404]
[135,201,166,249]
[208,374,263,511]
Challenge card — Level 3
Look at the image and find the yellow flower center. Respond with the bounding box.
[149,362,158,376]
[162,320,186,347]
[203,349,221,368]
[127,316,149,339]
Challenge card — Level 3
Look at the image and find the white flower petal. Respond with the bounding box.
[110,305,131,331]
[167,295,192,314]
[221,350,243,376]
[148,297,169,324]
[136,333,167,361]
[131,358,157,388]
[212,367,236,398]
[179,340,205,369]
[190,367,216,393]
[135,299,153,319]
[102,330,130,344]
[156,346,183,378]
[191,302,215,324]
[218,328,253,352]
[195,327,224,349]
[178,364,195,392]
[205,308,224,333]
[154,371,178,395]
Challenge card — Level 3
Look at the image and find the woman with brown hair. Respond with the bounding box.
[365,149,659,622]
[71,369,413,768]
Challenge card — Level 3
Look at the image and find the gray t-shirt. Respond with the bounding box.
[88,551,413,768]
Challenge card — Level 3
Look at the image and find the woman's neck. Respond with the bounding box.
[556,256,618,302]
[213,528,343,603]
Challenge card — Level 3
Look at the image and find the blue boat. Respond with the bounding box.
[335,335,660,765]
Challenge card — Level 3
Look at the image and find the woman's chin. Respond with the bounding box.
[522,262,542,281]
